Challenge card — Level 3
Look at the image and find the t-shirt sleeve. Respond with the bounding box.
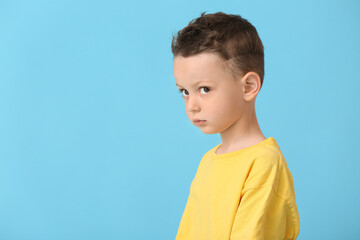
[229,153,299,240]
[229,185,290,240]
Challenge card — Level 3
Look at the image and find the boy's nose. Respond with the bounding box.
[187,97,201,112]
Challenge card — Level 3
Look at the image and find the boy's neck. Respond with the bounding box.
[217,108,266,154]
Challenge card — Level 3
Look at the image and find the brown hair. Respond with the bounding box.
[171,11,265,89]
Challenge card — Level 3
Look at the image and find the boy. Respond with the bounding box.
[171,12,300,239]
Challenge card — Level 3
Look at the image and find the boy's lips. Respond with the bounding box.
[193,119,207,125]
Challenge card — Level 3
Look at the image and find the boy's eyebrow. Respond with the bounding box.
[176,80,212,88]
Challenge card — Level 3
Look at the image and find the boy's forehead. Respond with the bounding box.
[174,66,217,87]
[175,79,215,88]
[173,52,227,83]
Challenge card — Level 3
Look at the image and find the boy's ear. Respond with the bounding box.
[240,71,261,101]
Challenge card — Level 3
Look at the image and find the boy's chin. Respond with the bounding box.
[199,128,219,135]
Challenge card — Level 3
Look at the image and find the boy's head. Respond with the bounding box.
[172,12,265,135]
[171,11,264,88]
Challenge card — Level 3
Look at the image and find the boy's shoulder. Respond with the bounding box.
[203,137,287,183]
[252,141,282,165]
[241,139,293,194]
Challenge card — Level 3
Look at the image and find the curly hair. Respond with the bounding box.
[171,11,265,89]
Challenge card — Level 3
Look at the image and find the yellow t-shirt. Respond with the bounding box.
[175,137,300,240]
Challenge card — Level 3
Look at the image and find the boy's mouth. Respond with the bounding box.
[194,119,207,125]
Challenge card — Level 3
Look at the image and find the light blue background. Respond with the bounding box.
[0,0,359,239]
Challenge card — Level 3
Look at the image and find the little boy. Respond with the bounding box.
[171,12,300,239]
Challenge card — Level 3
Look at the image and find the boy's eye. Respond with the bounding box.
[179,89,189,96]
[200,87,211,94]
[178,87,211,97]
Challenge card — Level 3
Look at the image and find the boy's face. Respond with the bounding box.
[173,52,247,134]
